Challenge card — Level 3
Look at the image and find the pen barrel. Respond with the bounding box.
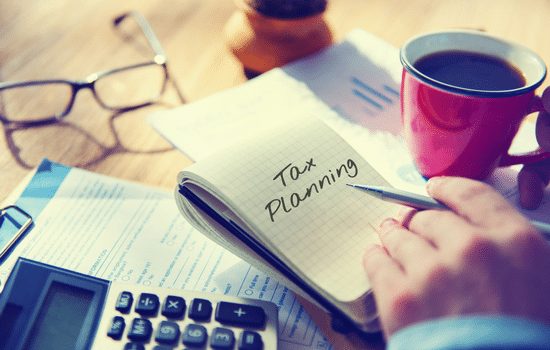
[382,191,446,210]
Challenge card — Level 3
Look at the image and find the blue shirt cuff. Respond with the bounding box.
[387,315,550,350]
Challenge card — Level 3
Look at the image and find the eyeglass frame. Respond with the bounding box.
[0,11,184,127]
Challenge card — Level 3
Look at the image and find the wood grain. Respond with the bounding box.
[1,0,549,348]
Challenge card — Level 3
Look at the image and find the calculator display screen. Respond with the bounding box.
[24,282,94,350]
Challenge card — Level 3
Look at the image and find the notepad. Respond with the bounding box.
[175,114,400,332]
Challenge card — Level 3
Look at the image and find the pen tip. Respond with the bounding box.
[346,183,355,188]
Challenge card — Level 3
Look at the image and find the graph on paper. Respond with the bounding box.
[350,76,400,115]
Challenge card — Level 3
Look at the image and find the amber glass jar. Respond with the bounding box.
[224,0,333,74]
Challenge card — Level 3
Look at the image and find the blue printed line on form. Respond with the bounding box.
[352,89,384,110]
[97,193,151,276]
[236,265,252,295]
[173,256,190,287]
[352,77,393,103]
[269,281,280,302]
[282,295,297,334]
[384,84,400,96]
[193,243,214,290]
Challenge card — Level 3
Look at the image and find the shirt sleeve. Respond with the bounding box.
[387,315,550,350]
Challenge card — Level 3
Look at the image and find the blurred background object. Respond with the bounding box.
[224,0,334,76]
[247,0,327,19]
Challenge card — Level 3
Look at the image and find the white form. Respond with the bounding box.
[0,162,333,350]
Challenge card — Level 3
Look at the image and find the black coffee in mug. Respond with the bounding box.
[414,50,526,91]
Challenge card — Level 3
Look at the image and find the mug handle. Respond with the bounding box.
[499,94,550,167]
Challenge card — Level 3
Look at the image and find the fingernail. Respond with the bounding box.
[397,207,417,228]
[426,177,442,194]
[398,206,415,217]
[379,217,398,230]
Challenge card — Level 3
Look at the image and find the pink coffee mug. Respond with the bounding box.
[400,30,549,179]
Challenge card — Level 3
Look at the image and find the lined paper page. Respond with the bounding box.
[181,115,398,302]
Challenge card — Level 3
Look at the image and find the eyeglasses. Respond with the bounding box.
[0,12,184,127]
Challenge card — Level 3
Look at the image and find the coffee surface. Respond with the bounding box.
[414,50,526,91]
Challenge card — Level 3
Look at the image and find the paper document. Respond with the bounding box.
[178,114,398,303]
[0,160,333,350]
[149,29,550,222]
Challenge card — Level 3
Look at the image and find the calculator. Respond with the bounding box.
[0,258,278,350]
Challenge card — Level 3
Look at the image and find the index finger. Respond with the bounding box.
[426,177,530,231]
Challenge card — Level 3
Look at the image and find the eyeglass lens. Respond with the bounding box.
[0,83,73,123]
[0,63,167,124]
[94,63,167,110]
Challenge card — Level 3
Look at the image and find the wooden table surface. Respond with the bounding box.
[1,0,550,348]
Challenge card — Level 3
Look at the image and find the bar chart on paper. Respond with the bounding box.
[350,76,399,115]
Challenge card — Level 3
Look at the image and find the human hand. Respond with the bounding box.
[363,177,550,339]
[518,87,550,209]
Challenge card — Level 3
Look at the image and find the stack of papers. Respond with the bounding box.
[1,159,333,350]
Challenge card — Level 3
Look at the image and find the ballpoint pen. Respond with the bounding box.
[347,183,550,240]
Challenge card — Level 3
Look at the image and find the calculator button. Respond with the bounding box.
[107,316,125,339]
[135,293,160,316]
[155,320,180,344]
[215,302,266,328]
[162,295,186,319]
[115,291,133,313]
[238,330,263,350]
[182,324,208,347]
[124,343,145,350]
[127,318,153,342]
[188,298,212,321]
[210,327,235,349]
[152,346,173,350]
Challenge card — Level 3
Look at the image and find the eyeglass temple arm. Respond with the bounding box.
[114,12,166,58]
[113,12,185,104]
